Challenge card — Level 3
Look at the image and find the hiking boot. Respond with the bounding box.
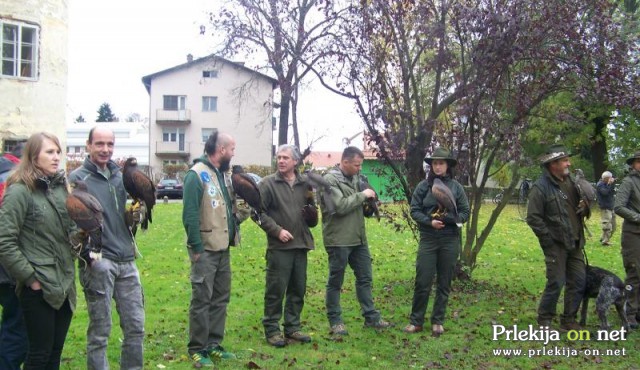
[402,324,423,333]
[330,323,348,336]
[559,322,582,332]
[627,316,639,329]
[285,331,312,343]
[191,351,214,368]
[364,319,392,329]
[267,333,287,348]
[207,345,236,360]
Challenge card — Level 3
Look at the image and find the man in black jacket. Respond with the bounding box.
[526,144,586,332]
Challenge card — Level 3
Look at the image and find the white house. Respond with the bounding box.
[66,122,150,166]
[142,54,278,177]
[0,0,68,152]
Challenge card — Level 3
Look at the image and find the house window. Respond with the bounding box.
[201,128,217,143]
[202,70,218,78]
[3,139,25,153]
[162,129,178,142]
[1,20,38,79]
[202,96,217,112]
[163,95,186,111]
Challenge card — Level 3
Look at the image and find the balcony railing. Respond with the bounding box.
[155,141,191,157]
[155,109,191,125]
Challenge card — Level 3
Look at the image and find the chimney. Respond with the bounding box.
[187,54,193,63]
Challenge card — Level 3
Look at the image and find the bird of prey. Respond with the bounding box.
[358,175,380,221]
[231,165,262,223]
[66,181,104,260]
[574,169,595,219]
[122,157,155,230]
[301,184,318,227]
[431,178,461,227]
[304,170,336,216]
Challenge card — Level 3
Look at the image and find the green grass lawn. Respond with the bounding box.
[12,203,640,368]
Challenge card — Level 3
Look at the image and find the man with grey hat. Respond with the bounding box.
[526,144,586,331]
[614,149,640,328]
[596,170,616,246]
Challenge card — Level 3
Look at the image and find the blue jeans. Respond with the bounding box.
[325,245,380,326]
[80,259,145,370]
[0,284,27,370]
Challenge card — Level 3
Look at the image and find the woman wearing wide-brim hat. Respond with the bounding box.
[403,147,470,337]
[614,149,640,328]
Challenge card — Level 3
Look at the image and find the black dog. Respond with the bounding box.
[579,265,631,330]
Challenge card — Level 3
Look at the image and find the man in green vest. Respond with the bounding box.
[182,131,246,367]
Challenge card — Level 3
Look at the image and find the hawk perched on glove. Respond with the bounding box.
[431,178,460,225]
[122,157,155,231]
[66,180,103,260]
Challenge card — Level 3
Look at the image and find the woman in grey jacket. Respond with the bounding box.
[0,132,76,370]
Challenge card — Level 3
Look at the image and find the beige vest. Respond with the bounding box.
[191,162,239,251]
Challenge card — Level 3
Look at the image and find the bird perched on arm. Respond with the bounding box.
[122,157,155,231]
[66,180,104,260]
[574,169,596,219]
[431,178,461,227]
[231,165,262,224]
[304,170,336,216]
[359,174,380,221]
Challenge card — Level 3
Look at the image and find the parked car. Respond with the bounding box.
[156,178,183,199]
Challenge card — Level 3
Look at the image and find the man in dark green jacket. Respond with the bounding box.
[257,144,316,347]
[526,144,586,331]
[614,150,640,328]
[321,146,391,336]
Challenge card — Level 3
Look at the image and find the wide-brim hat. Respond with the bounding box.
[626,150,640,165]
[539,144,572,165]
[424,147,457,167]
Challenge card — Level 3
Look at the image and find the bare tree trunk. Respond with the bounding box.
[278,92,292,145]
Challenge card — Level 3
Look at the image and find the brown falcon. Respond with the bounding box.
[66,180,104,260]
[359,175,380,221]
[122,157,156,230]
[231,165,262,223]
[574,169,595,219]
[431,178,459,225]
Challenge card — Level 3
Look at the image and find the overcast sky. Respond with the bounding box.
[67,0,362,150]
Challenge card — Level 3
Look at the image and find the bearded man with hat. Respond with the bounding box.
[614,149,640,328]
[526,144,586,331]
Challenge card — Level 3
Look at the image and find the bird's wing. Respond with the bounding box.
[305,171,332,190]
[232,173,262,210]
[66,195,102,231]
[432,179,458,216]
[131,171,156,207]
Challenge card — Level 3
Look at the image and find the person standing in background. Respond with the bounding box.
[596,171,616,246]
[0,143,28,370]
